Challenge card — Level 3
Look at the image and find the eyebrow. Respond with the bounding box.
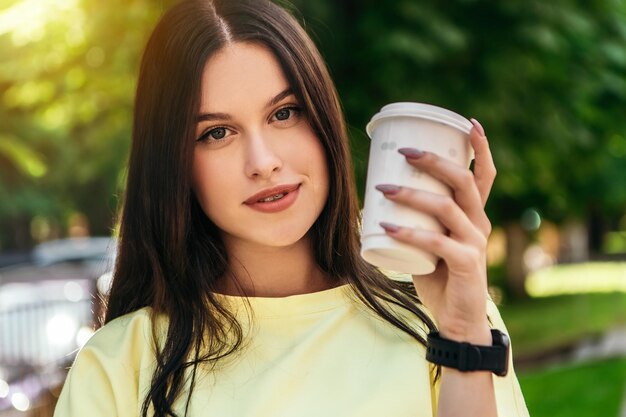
[196,88,294,123]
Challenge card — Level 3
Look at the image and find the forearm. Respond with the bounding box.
[436,325,498,417]
[437,367,497,417]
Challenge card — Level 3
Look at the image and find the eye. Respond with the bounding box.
[275,108,291,120]
[271,106,303,124]
[208,127,226,139]
[196,126,232,143]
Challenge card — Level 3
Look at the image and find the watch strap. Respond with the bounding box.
[426,329,509,376]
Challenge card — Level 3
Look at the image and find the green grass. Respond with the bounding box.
[519,358,626,417]
[492,264,626,416]
[498,292,626,358]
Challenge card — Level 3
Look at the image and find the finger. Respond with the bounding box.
[379,222,484,274]
[375,185,485,245]
[469,118,497,207]
[397,148,484,224]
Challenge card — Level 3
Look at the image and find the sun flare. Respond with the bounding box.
[0,0,82,46]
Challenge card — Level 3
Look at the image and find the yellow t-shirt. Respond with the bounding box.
[54,284,529,416]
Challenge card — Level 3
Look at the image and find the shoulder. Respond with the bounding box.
[353,286,432,347]
[54,307,161,417]
[84,307,155,359]
[486,296,509,332]
[70,306,160,379]
[484,297,531,417]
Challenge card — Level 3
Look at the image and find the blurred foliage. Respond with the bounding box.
[0,0,163,248]
[1,0,626,250]
[293,0,626,226]
[604,231,626,253]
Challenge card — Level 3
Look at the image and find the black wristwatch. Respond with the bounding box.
[426,329,510,377]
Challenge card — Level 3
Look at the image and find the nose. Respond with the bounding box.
[243,132,283,179]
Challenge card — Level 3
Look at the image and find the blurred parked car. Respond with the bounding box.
[0,237,116,415]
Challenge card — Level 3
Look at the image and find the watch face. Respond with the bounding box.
[493,330,510,377]
[500,332,510,348]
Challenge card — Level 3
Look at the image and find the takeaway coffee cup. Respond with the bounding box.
[360,102,474,275]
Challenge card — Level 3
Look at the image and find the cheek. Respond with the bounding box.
[314,153,330,195]
[191,153,227,215]
[300,138,330,200]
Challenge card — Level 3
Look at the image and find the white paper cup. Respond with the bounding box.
[360,102,474,275]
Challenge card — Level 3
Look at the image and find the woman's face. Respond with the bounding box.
[192,42,329,250]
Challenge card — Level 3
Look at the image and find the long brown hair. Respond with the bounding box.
[106,0,437,415]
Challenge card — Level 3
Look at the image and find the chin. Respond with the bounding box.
[255,230,310,248]
[236,221,313,248]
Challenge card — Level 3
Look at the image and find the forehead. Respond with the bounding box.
[199,42,290,111]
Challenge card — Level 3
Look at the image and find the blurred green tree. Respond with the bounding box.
[0,0,162,249]
[292,0,626,297]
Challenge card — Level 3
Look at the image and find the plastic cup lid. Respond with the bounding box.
[366,102,473,138]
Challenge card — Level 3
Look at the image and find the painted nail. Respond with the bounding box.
[375,184,401,195]
[380,222,401,233]
[470,118,486,136]
[398,148,425,159]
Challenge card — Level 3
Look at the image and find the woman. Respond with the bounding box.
[54,0,529,416]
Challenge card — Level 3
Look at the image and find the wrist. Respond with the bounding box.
[426,329,510,376]
[438,320,491,345]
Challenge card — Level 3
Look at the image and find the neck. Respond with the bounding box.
[216,233,338,297]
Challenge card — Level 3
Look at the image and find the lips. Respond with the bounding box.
[244,183,301,205]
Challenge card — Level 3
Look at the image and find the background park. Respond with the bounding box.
[1,0,626,415]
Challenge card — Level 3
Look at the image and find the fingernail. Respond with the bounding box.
[375,184,401,195]
[380,222,401,233]
[470,118,485,136]
[398,148,425,159]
